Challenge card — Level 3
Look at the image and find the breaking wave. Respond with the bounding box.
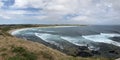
[82,33,120,47]
[35,32,120,50]
[35,33,63,49]
[61,36,91,46]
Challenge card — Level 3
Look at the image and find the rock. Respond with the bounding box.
[77,51,93,57]
[109,50,118,54]
[91,50,101,55]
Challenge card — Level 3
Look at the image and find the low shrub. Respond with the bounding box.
[8,55,25,60]
[9,47,37,60]
[22,52,37,60]
[12,47,26,53]
[40,51,54,60]
[1,53,7,57]
[0,48,7,52]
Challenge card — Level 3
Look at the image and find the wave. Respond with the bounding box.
[35,33,63,49]
[82,33,120,47]
[100,33,120,37]
[35,32,120,50]
[35,32,100,50]
[61,36,100,50]
[61,36,90,46]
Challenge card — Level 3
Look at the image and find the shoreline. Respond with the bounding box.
[8,26,78,35]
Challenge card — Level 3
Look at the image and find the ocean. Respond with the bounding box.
[11,25,120,58]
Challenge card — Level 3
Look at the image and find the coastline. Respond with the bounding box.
[8,26,78,35]
[0,25,111,60]
[9,26,120,59]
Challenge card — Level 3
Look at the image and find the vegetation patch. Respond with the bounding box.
[12,47,26,53]
[40,51,54,60]
[1,53,7,57]
[8,46,37,60]
[0,48,7,52]
[8,55,25,60]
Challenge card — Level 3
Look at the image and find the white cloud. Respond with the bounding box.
[0,0,120,25]
[72,16,89,21]
[0,0,4,8]
[11,0,45,8]
[0,14,11,19]
[0,9,28,20]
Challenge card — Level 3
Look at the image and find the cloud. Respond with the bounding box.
[11,0,45,8]
[0,0,120,25]
[0,0,4,8]
[0,14,11,19]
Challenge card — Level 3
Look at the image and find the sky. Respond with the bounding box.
[0,0,120,25]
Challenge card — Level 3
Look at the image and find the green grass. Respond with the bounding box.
[8,47,37,60]
[8,55,25,60]
[12,47,26,53]
[1,53,7,57]
[22,52,37,60]
[0,48,7,52]
[39,51,54,60]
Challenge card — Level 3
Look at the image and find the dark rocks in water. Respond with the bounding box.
[77,51,93,57]
[91,50,101,55]
[109,50,119,55]
[110,37,120,42]
[78,46,89,50]
[98,43,120,58]
[76,46,101,57]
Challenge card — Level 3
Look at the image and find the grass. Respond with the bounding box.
[39,51,54,60]
[9,47,37,60]
[8,55,24,60]
[11,47,26,53]
[0,48,7,52]
[1,53,7,57]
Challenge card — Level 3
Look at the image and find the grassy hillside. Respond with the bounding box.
[0,25,111,60]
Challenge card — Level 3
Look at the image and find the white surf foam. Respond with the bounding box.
[35,33,63,49]
[61,36,90,46]
[82,33,120,47]
[61,36,100,50]
[88,45,100,51]
[100,33,120,37]
[11,28,29,35]
[11,28,38,35]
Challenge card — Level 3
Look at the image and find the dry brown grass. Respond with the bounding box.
[0,35,67,60]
